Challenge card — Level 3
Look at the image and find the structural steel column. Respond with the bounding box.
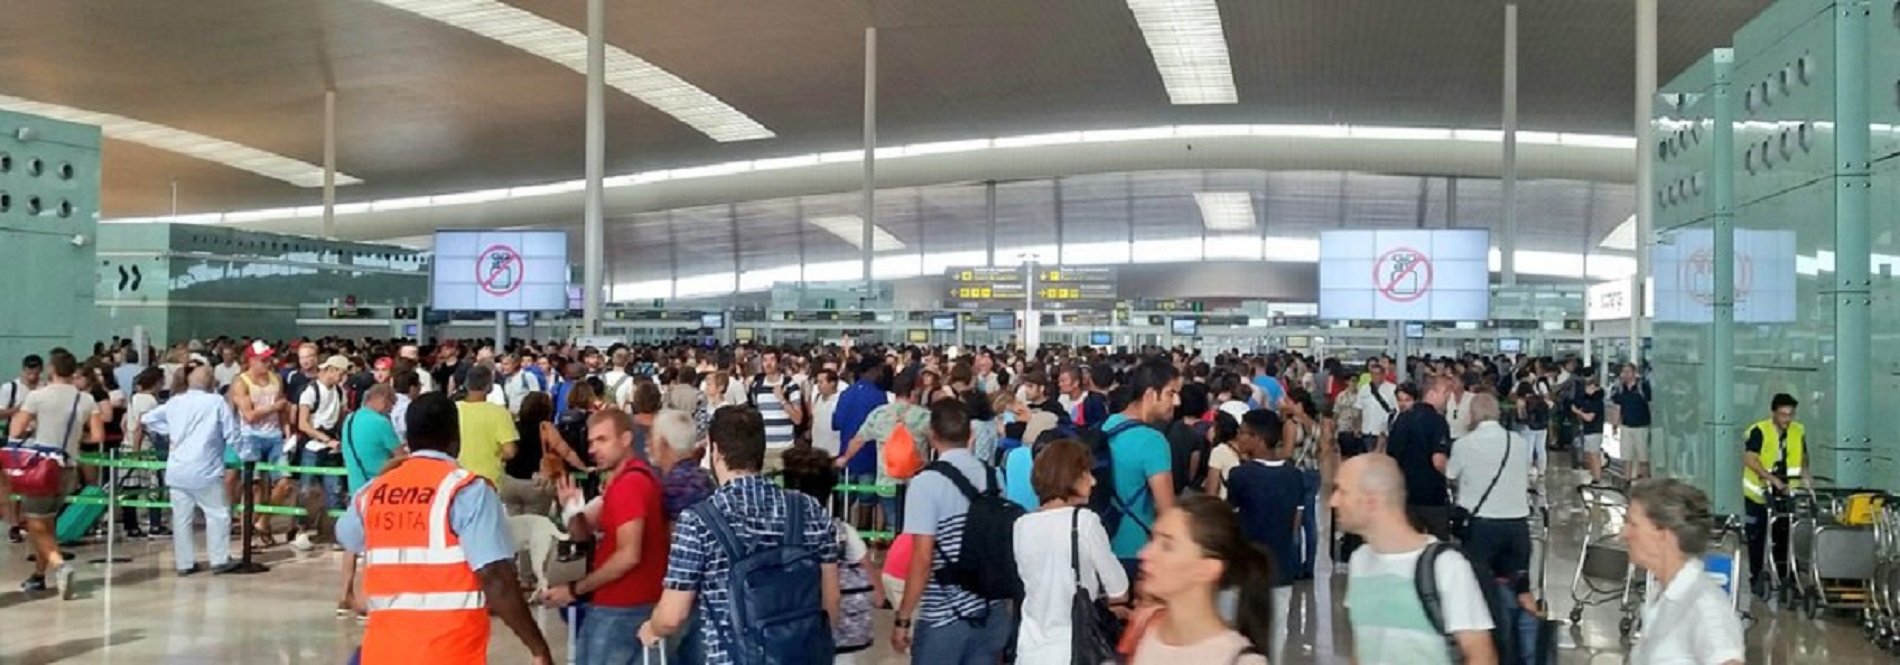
[581,0,606,334]
[1832,1,1873,487]
[1709,49,1739,512]
[322,90,336,240]
[861,26,877,290]
[1633,0,1656,366]
[985,180,997,267]
[1501,3,1518,285]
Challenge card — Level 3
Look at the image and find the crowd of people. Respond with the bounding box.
[0,333,1749,665]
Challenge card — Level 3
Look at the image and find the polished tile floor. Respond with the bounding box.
[0,466,1890,664]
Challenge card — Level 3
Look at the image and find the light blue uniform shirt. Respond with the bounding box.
[335,450,515,572]
[139,388,241,491]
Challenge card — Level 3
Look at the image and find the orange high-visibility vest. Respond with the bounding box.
[358,457,488,664]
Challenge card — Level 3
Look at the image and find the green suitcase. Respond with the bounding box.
[55,485,108,545]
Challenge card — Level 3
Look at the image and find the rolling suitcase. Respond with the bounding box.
[55,485,108,545]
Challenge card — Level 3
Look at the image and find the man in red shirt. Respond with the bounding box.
[546,408,671,664]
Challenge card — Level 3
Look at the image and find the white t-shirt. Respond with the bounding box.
[1446,421,1532,519]
[1013,507,1129,665]
[1345,540,1495,665]
[1357,382,1399,437]
[298,382,343,447]
[1445,392,1475,440]
[811,391,841,456]
[602,370,634,407]
[1206,442,1242,499]
[214,362,242,390]
[1630,558,1745,665]
[124,392,160,446]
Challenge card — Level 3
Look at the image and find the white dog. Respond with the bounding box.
[508,514,582,593]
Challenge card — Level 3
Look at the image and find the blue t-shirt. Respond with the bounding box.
[832,380,888,477]
[342,409,402,492]
[1003,445,1038,511]
[1104,414,1171,559]
[1226,459,1304,587]
[1252,376,1285,410]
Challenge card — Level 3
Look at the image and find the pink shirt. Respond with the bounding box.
[883,533,915,578]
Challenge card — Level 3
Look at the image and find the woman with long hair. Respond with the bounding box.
[1201,411,1244,499]
[1131,495,1271,664]
[1283,388,1323,580]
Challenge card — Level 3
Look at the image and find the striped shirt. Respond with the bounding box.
[663,475,838,665]
[902,449,1003,627]
[749,374,801,449]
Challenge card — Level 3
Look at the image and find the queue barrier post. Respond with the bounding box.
[220,460,271,575]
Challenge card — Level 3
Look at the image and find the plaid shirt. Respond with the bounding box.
[663,475,839,665]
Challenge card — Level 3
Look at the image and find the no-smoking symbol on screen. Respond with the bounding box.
[1375,246,1432,303]
[477,244,524,297]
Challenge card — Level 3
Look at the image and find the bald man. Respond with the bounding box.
[1333,454,1498,665]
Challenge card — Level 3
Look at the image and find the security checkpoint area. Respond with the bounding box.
[6,1,1900,664]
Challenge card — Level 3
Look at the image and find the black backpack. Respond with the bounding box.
[690,494,836,665]
[924,460,1026,602]
[1415,541,1502,665]
[1081,419,1154,541]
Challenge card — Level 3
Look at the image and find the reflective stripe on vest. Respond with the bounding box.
[364,546,468,566]
[366,590,486,612]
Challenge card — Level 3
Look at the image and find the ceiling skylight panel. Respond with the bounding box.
[1125,0,1238,105]
[369,0,773,142]
[807,215,906,251]
[1194,192,1255,231]
[0,94,360,188]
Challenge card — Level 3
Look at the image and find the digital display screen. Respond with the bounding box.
[931,315,958,331]
[1090,331,1113,346]
[1170,318,1198,336]
[431,230,571,312]
[908,329,929,343]
[988,314,1016,331]
[1286,335,1310,348]
[1318,229,1491,321]
[506,312,529,327]
[1404,322,1426,339]
[402,323,419,338]
[701,313,725,329]
[1499,337,1523,353]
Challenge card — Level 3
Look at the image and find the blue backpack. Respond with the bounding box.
[690,494,836,665]
[1081,419,1154,541]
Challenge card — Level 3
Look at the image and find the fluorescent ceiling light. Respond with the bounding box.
[368,0,772,142]
[104,123,1638,226]
[1194,192,1255,231]
[807,215,905,251]
[0,93,360,188]
[1125,0,1238,104]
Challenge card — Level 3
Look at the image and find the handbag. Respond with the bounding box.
[0,394,81,497]
[1449,431,1511,540]
[1069,507,1122,665]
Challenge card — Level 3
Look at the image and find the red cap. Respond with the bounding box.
[243,340,276,361]
[373,357,394,371]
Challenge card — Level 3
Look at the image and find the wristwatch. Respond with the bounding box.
[893,617,912,629]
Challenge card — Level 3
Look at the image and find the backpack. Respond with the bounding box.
[689,495,836,665]
[1414,541,1500,665]
[883,410,926,480]
[923,459,1026,602]
[1081,419,1154,541]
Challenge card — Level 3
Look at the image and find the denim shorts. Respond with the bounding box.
[227,433,287,482]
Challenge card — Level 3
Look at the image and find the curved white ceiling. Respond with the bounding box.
[107,123,1637,241]
[0,93,361,188]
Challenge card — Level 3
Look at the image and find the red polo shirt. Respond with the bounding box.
[590,457,668,607]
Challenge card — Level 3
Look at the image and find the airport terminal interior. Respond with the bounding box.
[4,0,1900,663]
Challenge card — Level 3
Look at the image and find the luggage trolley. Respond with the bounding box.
[1785,486,1885,618]
[1566,484,1643,635]
[1866,501,1900,652]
